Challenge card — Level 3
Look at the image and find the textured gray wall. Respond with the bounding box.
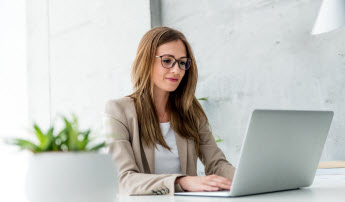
[161,0,345,170]
[28,0,151,131]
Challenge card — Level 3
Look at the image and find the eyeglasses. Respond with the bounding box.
[155,54,191,70]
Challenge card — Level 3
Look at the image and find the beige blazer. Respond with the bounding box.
[103,96,236,196]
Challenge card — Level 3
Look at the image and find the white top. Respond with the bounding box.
[154,122,182,174]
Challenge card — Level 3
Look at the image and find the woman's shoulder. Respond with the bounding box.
[104,96,136,120]
[106,96,134,107]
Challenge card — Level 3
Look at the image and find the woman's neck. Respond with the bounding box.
[153,87,170,122]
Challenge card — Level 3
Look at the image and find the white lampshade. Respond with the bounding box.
[311,0,345,35]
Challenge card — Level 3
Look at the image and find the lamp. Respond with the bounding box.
[311,0,345,35]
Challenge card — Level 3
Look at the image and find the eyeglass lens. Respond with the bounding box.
[161,55,191,70]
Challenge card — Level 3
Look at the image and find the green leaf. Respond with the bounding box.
[40,127,55,151]
[64,116,79,151]
[198,97,208,101]
[72,113,79,128]
[78,130,90,150]
[215,135,224,143]
[9,139,41,153]
[33,124,45,144]
[88,142,106,151]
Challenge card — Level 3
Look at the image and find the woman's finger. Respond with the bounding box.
[211,175,232,185]
[200,185,219,192]
[203,175,232,190]
[207,180,231,190]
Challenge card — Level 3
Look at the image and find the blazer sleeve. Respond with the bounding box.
[103,100,185,195]
[198,116,236,180]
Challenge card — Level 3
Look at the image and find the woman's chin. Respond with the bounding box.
[165,88,178,92]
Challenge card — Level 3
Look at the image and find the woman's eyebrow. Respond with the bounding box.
[161,54,188,59]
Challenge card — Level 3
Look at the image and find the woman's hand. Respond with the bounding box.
[175,174,232,192]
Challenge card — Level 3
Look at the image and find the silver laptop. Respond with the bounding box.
[175,109,334,197]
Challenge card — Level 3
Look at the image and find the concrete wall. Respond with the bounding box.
[0,1,29,201]
[27,0,345,174]
[28,0,151,131]
[0,0,28,137]
[161,0,345,168]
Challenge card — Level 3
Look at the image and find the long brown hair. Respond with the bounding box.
[128,27,208,154]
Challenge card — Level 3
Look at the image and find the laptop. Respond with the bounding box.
[175,109,334,197]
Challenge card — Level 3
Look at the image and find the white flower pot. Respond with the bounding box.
[26,152,117,202]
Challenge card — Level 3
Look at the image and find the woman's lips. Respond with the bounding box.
[166,78,178,82]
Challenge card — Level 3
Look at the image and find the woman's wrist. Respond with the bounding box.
[175,176,187,192]
[175,176,185,184]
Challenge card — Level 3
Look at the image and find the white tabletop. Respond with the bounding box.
[118,175,345,202]
[2,158,344,202]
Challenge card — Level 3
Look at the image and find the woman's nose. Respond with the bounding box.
[171,62,181,74]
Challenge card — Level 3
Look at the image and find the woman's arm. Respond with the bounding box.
[174,116,236,192]
[198,116,236,179]
[103,101,184,195]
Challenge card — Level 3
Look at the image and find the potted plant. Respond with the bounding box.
[6,115,117,202]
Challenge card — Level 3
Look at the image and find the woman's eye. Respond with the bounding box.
[163,59,171,63]
[180,62,186,65]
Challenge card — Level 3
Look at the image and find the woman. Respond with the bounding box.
[103,27,236,195]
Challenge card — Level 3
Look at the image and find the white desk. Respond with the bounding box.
[3,166,344,202]
[118,175,345,202]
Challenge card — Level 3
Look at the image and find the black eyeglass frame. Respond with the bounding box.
[155,54,192,70]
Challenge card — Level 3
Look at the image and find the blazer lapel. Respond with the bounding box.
[142,139,155,174]
[175,133,187,174]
